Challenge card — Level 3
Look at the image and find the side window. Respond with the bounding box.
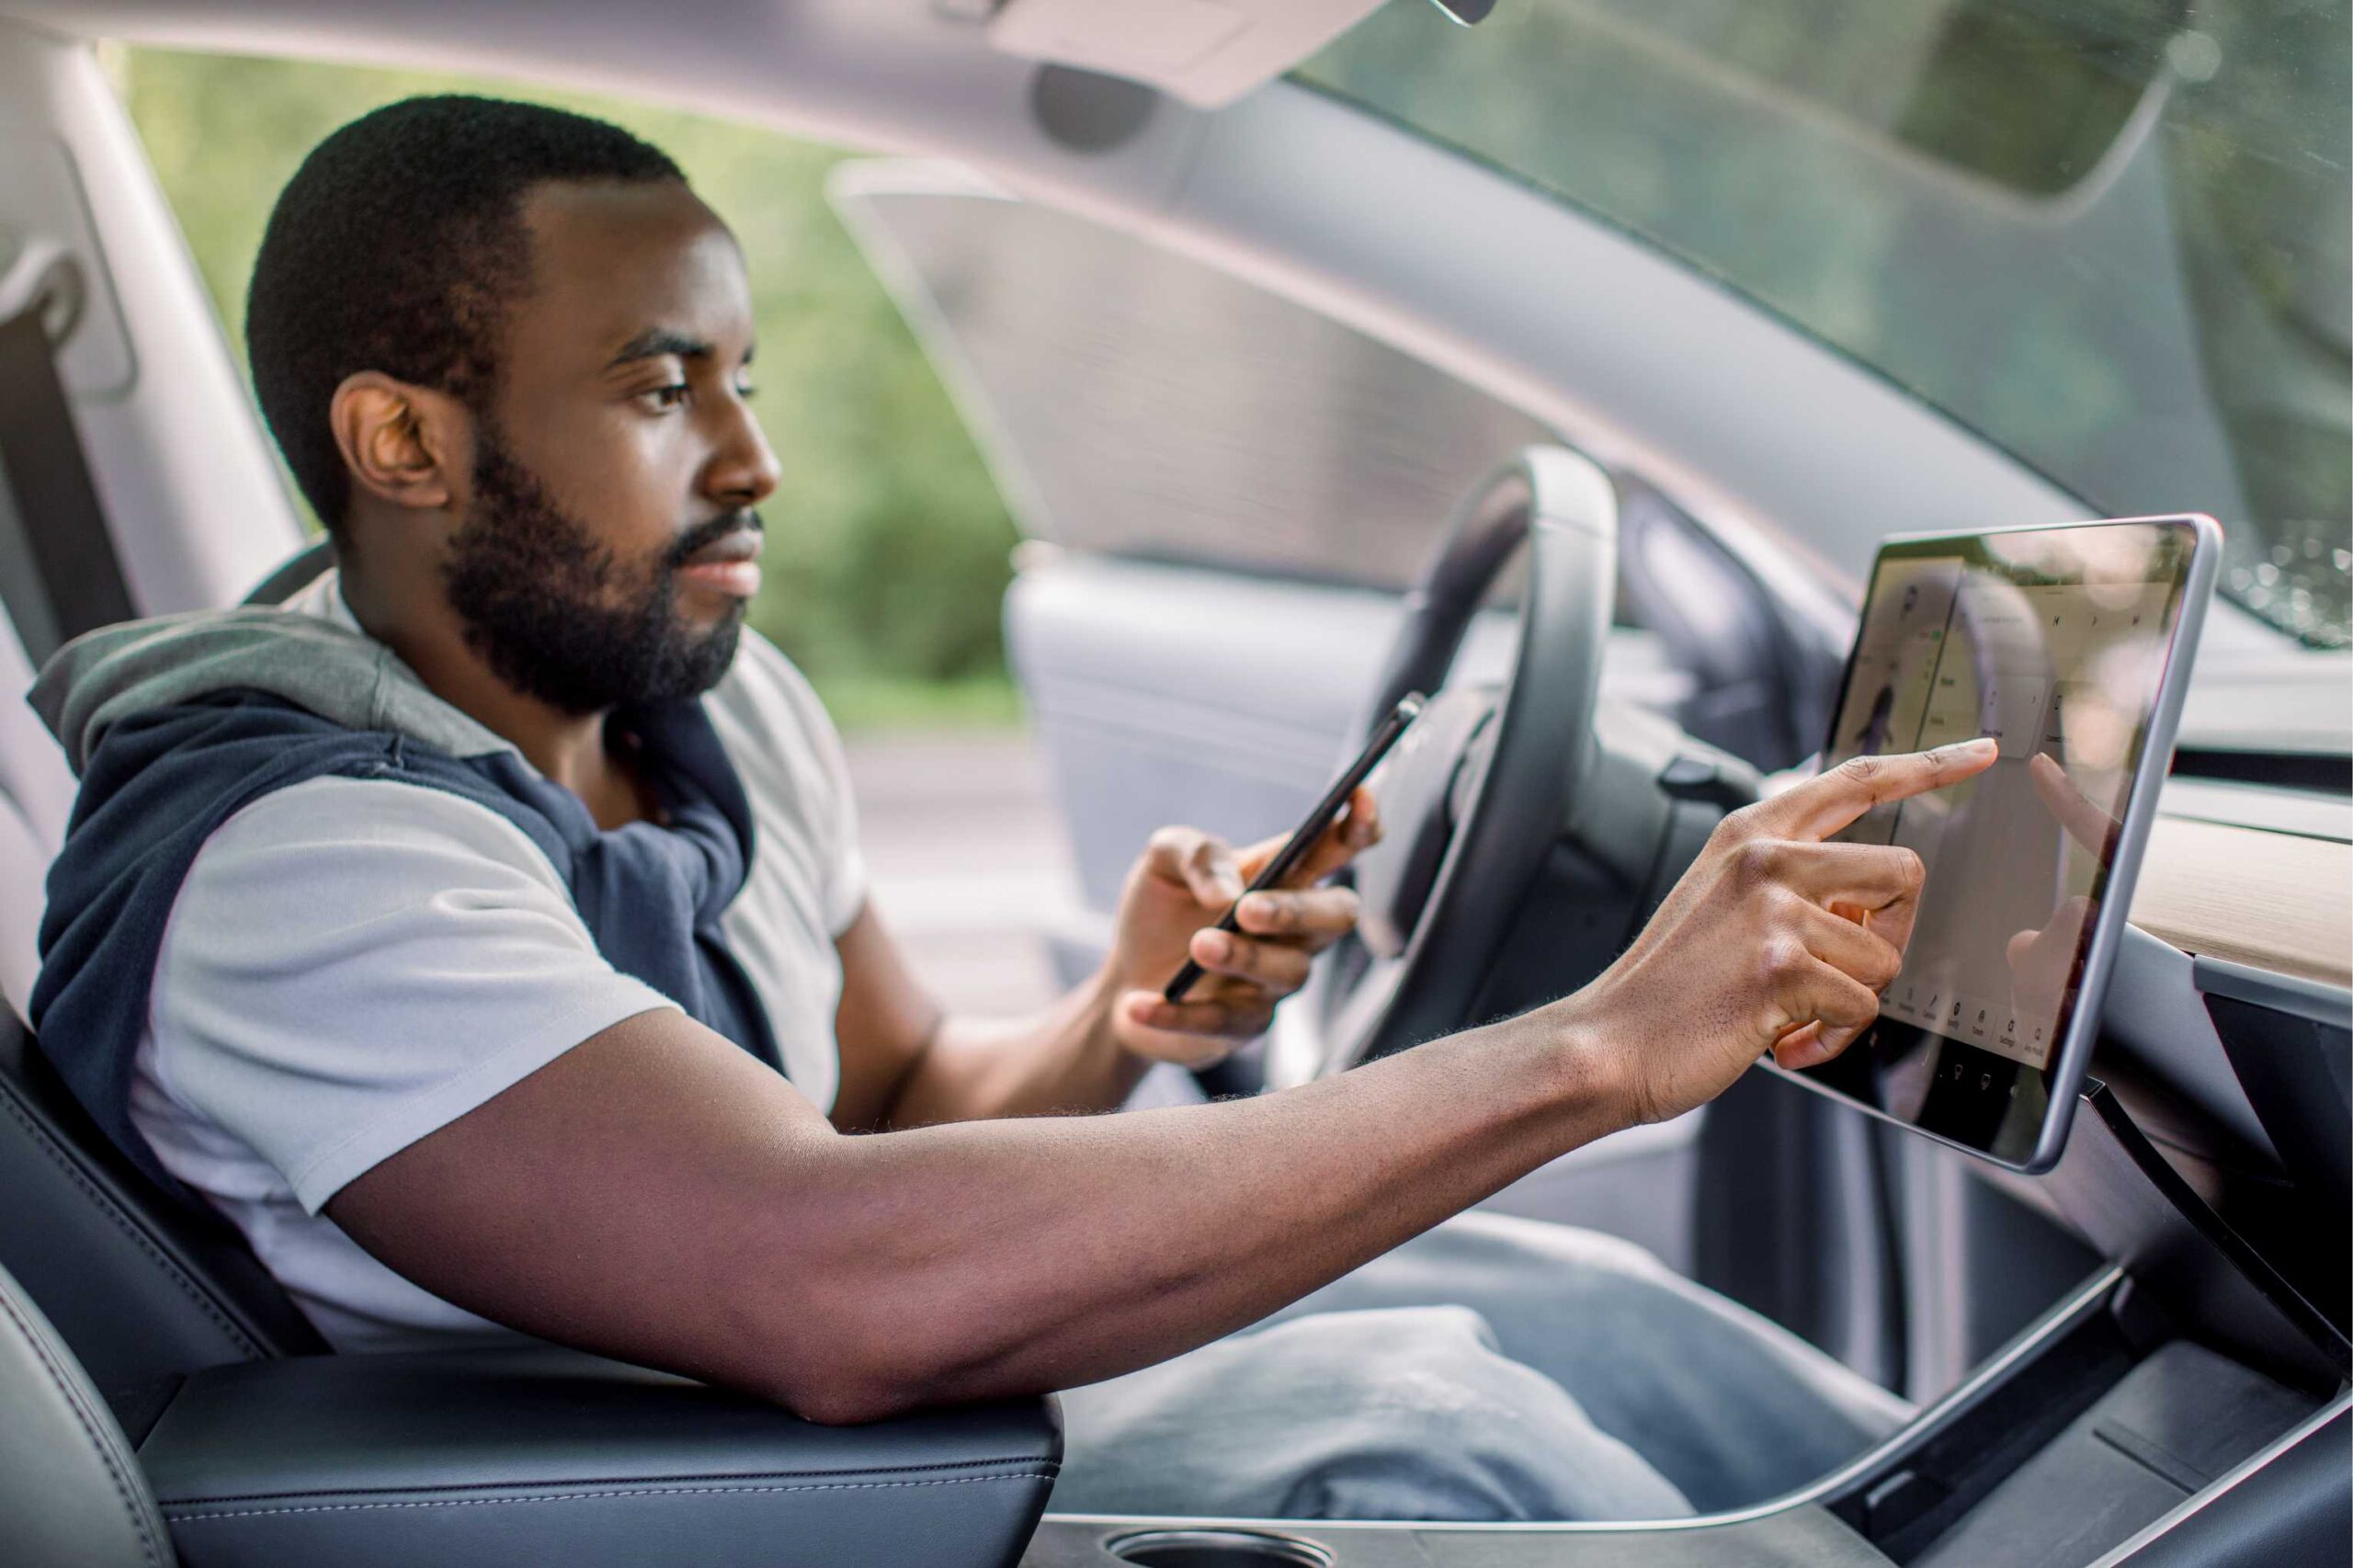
[835,166,1832,767]
[108,49,1023,723]
[832,166,1555,591]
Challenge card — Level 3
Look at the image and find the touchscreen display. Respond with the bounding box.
[1797,520,2199,1165]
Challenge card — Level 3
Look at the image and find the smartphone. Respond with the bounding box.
[1162,693,1427,1003]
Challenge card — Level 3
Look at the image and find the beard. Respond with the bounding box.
[440,427,753,717]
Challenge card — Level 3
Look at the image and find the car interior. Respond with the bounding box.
[0,3,2346,1566]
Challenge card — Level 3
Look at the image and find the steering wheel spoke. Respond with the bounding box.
[1277,446,1620,1080]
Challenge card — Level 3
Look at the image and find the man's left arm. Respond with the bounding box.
[830,790,1380,1131]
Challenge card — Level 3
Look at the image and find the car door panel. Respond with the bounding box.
[1008,550,1709,1272]
[1009,551,1691,915]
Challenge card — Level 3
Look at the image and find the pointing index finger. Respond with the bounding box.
[1768,738,1999,842]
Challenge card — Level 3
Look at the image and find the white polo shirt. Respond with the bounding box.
[124,574,867,1350]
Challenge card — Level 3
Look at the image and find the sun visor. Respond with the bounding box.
[984,0,1392,109]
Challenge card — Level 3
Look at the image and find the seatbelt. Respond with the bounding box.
[0,296,134,665]
[240,537,333,608]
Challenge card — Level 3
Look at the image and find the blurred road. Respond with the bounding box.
[842,730,1076,1017]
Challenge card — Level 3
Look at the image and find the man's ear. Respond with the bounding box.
[328,371,467,513]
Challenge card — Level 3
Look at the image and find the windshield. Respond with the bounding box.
[1301,0,2350,649]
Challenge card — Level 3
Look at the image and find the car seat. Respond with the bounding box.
[0,594,328,1414]
[0,584,1061,1567]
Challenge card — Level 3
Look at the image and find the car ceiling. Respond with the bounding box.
[1,2,1162,179]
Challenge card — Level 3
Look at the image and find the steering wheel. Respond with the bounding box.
[1264,445,1619,1087]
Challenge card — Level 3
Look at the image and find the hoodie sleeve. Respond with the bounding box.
[138,774,678,1213]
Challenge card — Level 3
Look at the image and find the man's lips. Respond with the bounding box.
[676,528,764,599]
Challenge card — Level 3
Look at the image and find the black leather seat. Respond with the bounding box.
[0,920,1063,1568]
[137,1343,1063,1568]
[0,881,1059,1562]
[0,664,331,1416]
[0,575,1063,1565]
[0,1208,1063,1568]
[0,1005,326,1418]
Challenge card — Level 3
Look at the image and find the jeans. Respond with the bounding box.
[1051,1210,1912,1522]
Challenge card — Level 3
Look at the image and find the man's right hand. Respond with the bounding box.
[1559,738,1998,1127]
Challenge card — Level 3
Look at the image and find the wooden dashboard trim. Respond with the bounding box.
[2131,815,2353,992]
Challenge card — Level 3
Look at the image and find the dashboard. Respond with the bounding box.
[2132,804,2351,991]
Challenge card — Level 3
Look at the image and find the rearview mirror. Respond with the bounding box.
[1885,0,2192,197]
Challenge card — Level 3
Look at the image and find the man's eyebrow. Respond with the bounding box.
[604,328,757,372]
[605,327,714,369]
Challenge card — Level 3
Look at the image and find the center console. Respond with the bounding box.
[1019,1078,2351,1568]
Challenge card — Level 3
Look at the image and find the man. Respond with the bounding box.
[28,97,1992,1521]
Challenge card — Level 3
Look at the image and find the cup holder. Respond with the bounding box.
[1107,1528,1335,1568]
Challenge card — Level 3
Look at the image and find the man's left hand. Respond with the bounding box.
[1102,788,1381,1067]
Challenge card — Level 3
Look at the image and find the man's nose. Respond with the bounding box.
[704,395,781,508]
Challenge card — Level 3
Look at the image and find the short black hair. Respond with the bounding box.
[245,95,684,532]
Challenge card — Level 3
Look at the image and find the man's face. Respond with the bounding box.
[440,179,779,716]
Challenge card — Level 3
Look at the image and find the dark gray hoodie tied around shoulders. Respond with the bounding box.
[27,601,779,1191]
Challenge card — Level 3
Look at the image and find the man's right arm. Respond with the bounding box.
[325,740,1994,1422]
